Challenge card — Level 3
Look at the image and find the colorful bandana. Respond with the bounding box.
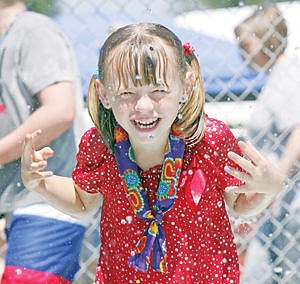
[114,126,185,273]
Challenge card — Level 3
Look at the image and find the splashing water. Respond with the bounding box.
[126,215,133,224]
[273,266,283,274]
[15,269,22,275]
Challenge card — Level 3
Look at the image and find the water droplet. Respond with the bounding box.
[157,78,163,84]
[15,269,22,275]
[126,215,133,224]
[177,113,183,119]
[120,219,126,224]
[273,266,283,274]
[145,7,152,15]
[217,201,223,207]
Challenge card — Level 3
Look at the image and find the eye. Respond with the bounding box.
[152,88,168,96]
[118,91,135,99]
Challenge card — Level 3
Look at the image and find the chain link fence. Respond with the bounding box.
[47,1,300,283]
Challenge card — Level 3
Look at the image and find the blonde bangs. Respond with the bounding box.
[104,39,173,91]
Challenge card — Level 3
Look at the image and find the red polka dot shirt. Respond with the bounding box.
[72,117,243,284]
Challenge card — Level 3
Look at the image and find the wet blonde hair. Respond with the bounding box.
[235,4,287,60]
[172,49,206,145]
[87,23,205,151]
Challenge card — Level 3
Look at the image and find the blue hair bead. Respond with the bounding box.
[93,70,100,79]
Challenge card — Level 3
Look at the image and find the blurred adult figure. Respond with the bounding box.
[0,0,87,283]
[235,4,300,283]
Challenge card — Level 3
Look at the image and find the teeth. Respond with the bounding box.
[134,119,158,128]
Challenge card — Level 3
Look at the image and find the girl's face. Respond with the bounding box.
[108,76,184,147]
[97,45,187,148]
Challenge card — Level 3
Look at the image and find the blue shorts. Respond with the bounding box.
[2,203,86,284]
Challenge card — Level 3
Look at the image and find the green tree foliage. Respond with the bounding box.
[24,0,60,16]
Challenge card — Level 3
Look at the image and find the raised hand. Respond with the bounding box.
[225,141,285,211]
[21,130,54,191]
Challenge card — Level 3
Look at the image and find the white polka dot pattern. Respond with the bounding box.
[72,116,243,283]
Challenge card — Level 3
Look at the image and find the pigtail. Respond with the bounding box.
[87,76,100,130]
[87,75,116,152]
[172,45,206,145]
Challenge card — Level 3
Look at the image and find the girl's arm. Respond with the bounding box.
[21,131,102,219]
[224,141,285,217]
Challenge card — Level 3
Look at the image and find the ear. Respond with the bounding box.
[181,71,195,103]
[95,79,111,109]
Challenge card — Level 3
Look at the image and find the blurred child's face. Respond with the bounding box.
[99,43,186,147]
[239,33,270,69]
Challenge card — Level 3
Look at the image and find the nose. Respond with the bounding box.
[134,94,154,112]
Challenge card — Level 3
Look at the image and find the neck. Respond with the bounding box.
[0,2,26,36]
[130,136,169,171]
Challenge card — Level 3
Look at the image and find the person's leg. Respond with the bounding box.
[2,203,86,284]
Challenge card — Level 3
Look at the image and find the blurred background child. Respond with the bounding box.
[235,4,300,283]
[0,0,88,283]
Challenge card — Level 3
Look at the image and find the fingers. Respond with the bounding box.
[227,151,255,176]
[21,130,54,171]
[29,160,47,172]
[22,130,42,161]
[227,140,270,178]
[225,185,249,194]
[35,147,54,161]
[225,165,250,183]
[22,134,35,164]
[238,141,264,166]
[21,130,55,191]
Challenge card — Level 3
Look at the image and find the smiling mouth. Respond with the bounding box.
[134,118,159,129]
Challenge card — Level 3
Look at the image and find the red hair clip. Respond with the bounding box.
[183,42,195,55]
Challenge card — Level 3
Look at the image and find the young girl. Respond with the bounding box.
[21,23,283,284]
